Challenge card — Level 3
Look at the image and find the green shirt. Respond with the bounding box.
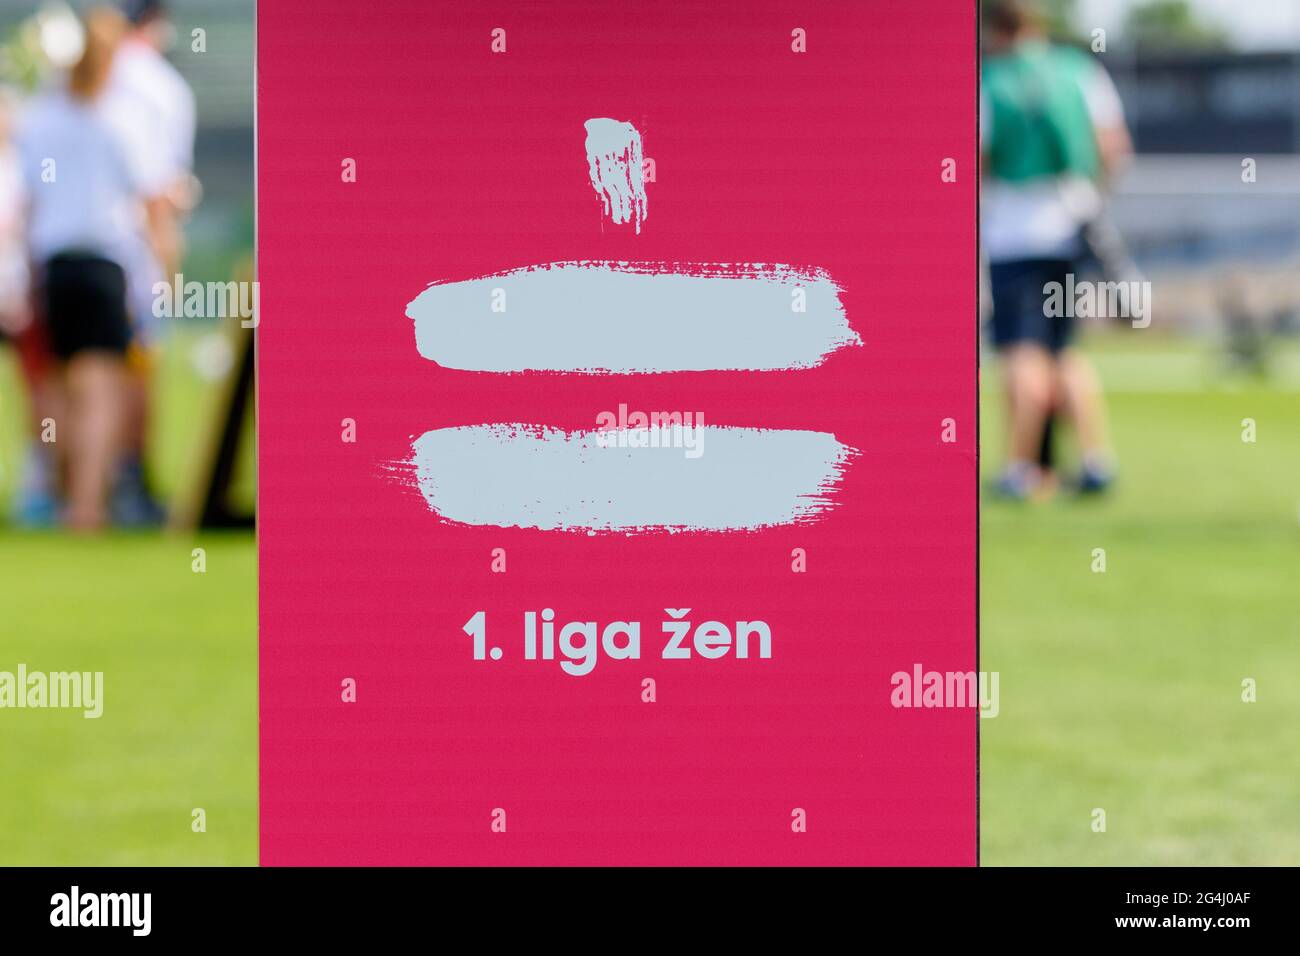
[982,41,1100,182]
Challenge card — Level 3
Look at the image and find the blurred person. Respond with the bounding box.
[16,6,171,530]
[114,0,195,190]
[1,83,68,528]
[980,0,1130,498]
[0,85,58,527]
[0,88,28,336]
[105,0,198,526]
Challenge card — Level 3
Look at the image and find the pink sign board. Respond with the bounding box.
[259,0,977,865]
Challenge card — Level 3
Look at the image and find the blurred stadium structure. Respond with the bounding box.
[1032,1,1300,354]
[1108,49,1300,344]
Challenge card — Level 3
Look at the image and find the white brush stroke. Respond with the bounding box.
[407,261,859,373]
[584,118,647,233]
[409,424,856,533]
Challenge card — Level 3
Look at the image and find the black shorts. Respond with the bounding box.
[41,252,130,360]
[988,257,1076,354]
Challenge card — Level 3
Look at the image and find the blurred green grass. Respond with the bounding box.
[0,323,256,865]
[981,331,1300,865]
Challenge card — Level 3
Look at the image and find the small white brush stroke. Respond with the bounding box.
[407,261,860,373]
[584,118,647,233]
[409,424,856,533]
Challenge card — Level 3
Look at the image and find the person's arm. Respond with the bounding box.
[109,99,184,276]
[1095,124,1132,183]
[164,72,200,215]
[1084,62,1133,184]
[144,194,181,278]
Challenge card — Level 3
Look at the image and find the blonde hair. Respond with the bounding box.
[68,7,128,100]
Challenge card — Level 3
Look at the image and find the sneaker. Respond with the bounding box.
[991,463,1039,502]
[14,485,60,528]
[13,444,60,528]
[110,458,167,527]
[1077,464,1114,495]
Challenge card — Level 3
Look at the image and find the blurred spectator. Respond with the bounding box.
[15,5,172,530]
[107,0,197,525]
[981,0,1130,498]
[0,87,27,338]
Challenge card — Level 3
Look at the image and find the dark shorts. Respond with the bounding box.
[988,257,1076,354]
[41,252,130,360]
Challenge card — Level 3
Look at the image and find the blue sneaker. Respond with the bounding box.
[110,458,167,527]
[13,444,61,528]
[991,464,1038,502]
[1077,464,1114,496]
[14,485,61,528]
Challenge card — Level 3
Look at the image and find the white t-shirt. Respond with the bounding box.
[980,58,1125,263]
[0,145,28,322]
[16,88,164,270]
[108,41,197,337]
[109,39,196,187]
[0,146,23,237]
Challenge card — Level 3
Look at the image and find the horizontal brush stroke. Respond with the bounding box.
[407,261,859,373]
[410,424,856,533]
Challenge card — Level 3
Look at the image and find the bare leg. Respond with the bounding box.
[123,362,149,456]
[63,351,126,531]
[1003,343,1056,467]
[1057,348,1111,462]
[14,334,67,523]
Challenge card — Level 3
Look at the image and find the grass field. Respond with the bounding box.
[0,324,257,865]
[981,332,1300,865]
